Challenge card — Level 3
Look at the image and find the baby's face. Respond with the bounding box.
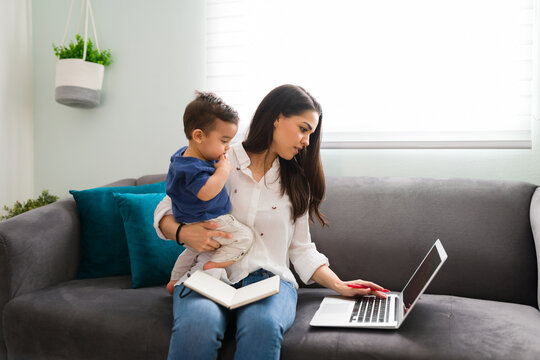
[200,119,238,161]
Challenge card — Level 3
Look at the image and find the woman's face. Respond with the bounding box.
[271,110,319,160]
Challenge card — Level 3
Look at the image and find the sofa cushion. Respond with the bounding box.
[2,277,235,360]
[113,192,184,288]
[283,289,540,360]
[3,277,173,360]
[69,182,166,279]
[5,283,540,360]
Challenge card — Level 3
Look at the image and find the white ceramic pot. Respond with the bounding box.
[55,59,105,108]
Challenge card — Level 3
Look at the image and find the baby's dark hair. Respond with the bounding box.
[183,91,239,139]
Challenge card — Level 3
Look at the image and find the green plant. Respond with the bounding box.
[1,190,60,221]
[53,34,112,66]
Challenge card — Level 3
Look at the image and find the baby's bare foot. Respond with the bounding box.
[166,281,176,296]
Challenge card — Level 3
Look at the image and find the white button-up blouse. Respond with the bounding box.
[154,142,329,289]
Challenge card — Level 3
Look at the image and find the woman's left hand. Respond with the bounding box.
[336,280,388,298]
[310,265,388,299]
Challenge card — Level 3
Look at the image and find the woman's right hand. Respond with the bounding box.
[158,215,230,252]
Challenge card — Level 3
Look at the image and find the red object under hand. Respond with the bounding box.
[347,284,389,292]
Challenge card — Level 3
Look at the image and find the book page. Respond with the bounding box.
[230,275,280,309]
[183,270,237,307]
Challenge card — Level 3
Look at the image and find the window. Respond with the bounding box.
[206,0,537,149]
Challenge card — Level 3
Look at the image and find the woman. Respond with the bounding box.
[155,84,386,360]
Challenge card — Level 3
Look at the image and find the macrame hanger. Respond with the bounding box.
[88,1,100,52]
[82,0,100,61]
[60,0,75,49]
[82,0,89,61]
[60,0,100,61]
[77,0,84,35]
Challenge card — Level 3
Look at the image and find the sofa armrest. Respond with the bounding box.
[0,198,81,360]
[529,187,540,310]
[0,198,80,301]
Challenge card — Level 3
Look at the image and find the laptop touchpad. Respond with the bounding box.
[320,303,351,314]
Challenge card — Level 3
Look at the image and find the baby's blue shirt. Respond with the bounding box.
[166,146,231,223]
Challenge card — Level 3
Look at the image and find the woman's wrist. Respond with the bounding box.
[311,264,345,293]
[333,280,348,294]
[175,223,186,245]
[158,215,189,248]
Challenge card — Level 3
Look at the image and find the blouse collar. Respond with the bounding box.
[232,142,251,169]
[231,142,280,181]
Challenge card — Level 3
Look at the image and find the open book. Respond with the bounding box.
[183,270,281,309]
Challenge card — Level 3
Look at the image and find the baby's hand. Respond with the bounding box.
[214,154,232,174]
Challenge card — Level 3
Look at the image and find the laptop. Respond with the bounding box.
[310,239,448,329]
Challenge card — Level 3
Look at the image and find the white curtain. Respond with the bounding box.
[206,0,536,149]
[0,0,33,216]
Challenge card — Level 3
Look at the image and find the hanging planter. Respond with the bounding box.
[52,0,112,108]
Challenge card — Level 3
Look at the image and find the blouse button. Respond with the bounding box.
[272,206,277,210]
[260,233,264,236]
[236,167,241,170]
[234,189,238,193]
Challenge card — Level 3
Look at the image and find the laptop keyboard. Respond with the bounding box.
[349,296,391,323]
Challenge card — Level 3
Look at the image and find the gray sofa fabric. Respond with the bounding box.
[311,177,538,307]
[0,199,81,360]
[286,290,540,360]
[4,276,171,360]
[528,187,540,308]
[1,175,539,359]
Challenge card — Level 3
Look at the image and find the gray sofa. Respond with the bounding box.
[1,175,540,359]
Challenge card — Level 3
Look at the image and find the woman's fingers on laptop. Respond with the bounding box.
[342,280,388,298]
[362,281,387,292]
[363,281,389,298]
[339,284,370,297]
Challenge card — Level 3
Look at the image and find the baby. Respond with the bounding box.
[165,91,253,295]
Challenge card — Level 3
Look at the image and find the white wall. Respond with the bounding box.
[32,0,203,197]
[0,0,33,214]
[31,0,540,200]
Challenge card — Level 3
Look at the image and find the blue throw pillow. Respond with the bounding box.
[113,192,185,288]
[69,182,166,279]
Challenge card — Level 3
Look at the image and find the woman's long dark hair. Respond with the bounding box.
[243,84,327,226]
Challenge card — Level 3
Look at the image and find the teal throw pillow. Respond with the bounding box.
[69,182,166,279]
[113,192,185,288]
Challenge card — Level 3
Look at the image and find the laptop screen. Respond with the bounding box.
[402,243,443,314]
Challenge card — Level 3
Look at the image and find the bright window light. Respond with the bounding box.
[206,0,536,149]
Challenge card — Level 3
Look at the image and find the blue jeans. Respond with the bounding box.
[167,269,298,360]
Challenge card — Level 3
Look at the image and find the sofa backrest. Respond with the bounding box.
[309,177,538,308]
[137,174,538,307]
[136,174,167,186]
